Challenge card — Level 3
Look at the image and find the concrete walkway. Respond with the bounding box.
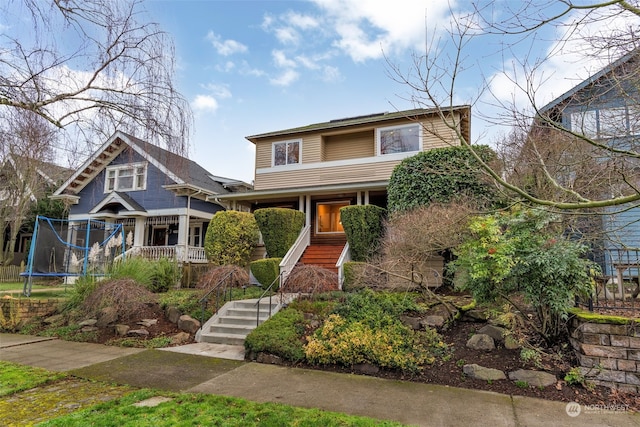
[0,333,637,427]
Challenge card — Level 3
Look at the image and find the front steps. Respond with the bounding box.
[196,298,282,346]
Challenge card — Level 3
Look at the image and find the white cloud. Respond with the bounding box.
[272,50,297,68]
[321,65,342,82]
[311,0,453,62]
[270,69,299,86]
[192,95,219,113]
[275,27,299,45]
[206,31,248,56]
[203,83,232,100]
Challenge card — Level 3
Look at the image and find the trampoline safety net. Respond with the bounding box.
[22,216,126,295]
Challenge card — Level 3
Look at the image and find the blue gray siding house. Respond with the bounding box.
[51,131,251,263]
[537,49,640,280]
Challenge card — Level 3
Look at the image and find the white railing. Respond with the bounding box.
[119,245,209,264]
[279,225,310,284]
[336,242,351,290]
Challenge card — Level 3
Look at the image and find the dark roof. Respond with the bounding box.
[539,49,640,113]
[246,106,471,142]
[9,154,73,185]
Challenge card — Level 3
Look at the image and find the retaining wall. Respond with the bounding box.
[0,297,60,328]
[569,314,640,394]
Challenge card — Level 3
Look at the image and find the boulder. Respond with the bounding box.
[422,315,445,330]
[127,328,149,337]
[463,364,506,381]
[478,325,506,343]
[399,315,422,330]
[504,335,521,350]
[115,324,130,336]
[508,369,557,387]
[466,334,495,351]
[96,306,118,327]
[166,306,182,324]
[178,314,201,334]
[78,319,98,327]
[137,318,158,327]
[44,314,64,325]
[461,309,488,322]
[170,332,191,345]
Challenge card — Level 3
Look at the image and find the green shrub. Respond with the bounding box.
[204,211,260,267]
[387,145,499,214]
[109,256,155,288]
[63,275,98,312]
[304,289,445,373]
[254,208,305,257]
[244,308,308,361]
[158,289,202,318]
[342,261,367,291]
[150,257,182,293]
[250,258,282,288]
[340,205,386,262]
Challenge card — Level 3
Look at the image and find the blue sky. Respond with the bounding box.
[142,0,632,184]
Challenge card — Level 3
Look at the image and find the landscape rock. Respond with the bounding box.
[461,309,488,322]
[127,328,149,337]
[178,314,201,334]
[44,314,64,325]
[256,352,282,365]
[78,319,97,327]
[478,325,506,343]
[353,363,380,375]
[165,306,182,324]
[137,318,158,327]
[422,315,445,329]
[80,326,98,332]
[508,369,557,387]
[170,332,191,345]
[466,334,495,351]
[400,315,422,330]
[115,324,130,336]
[96,306,118,328]
[463,364,506,381]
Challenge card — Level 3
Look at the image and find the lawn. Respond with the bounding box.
[0,281,70,299]
[0,362,405,427]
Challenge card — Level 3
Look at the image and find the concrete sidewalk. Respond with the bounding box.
[1,333,637,427]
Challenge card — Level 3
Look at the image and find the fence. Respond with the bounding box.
[0,265,22,282]
[575,248,640,315]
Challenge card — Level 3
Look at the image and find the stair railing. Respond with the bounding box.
[254,273,282,326]
[198,270,238,328]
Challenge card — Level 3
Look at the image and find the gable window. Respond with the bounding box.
[377,124,421,155]
[273,139,301,166]
[570,110,598,138]
[105,162,147,192]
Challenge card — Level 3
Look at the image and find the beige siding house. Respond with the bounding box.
[215,106,471,284]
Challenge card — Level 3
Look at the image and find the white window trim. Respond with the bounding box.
[376,123,422,156]
[104,162,148,193]
[272,139,302,167]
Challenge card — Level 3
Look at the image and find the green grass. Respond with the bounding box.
[1,362,404,427]
[0,361,66,396]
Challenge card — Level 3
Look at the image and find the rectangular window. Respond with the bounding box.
[570,110,597,138]
[599,107,628,138]
[377,124,421,155]
[104,162,147,192]
[316,201,349,234]
[273,139,301,166]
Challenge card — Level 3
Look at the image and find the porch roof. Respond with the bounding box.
[210,180,389,202]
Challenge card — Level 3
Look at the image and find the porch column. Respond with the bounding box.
[177,215,189,262]
[305,195,311,226]
[134,217,145,247]
[364,190,370,205]
[356,191,362,205]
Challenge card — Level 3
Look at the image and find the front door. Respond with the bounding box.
[316,201,349,234]
[151,227,168,246]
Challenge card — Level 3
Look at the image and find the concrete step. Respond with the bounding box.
[219,315,266,326]
[209,323,254,336]
[199,331,246,346]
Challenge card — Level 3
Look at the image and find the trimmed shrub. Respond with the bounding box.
[250,257,282,288]
[244,308,308,361]
[387,145,499,214]
[254,208,305,257]
[342,261,367,291]
[340,205,386,262]
[204,211,259,267]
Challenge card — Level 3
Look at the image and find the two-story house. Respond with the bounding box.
[216,106,471,282]
[51,131,251,266]
[536,49,640,295]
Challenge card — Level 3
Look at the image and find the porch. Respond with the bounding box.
[125,245,208,264]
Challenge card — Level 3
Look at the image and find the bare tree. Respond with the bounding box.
[0,109,65,265]
[388,0,640,212]
[0,0,192,160]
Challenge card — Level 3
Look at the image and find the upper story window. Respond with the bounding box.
[105,162,147,192]
[570,106,640,139]
[377,124,421,155]
[273,139,301,166]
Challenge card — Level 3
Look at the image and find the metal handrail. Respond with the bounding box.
[254,273,282,326]
[198,271,236,327]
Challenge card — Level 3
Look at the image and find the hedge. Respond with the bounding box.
[254,208,305,257]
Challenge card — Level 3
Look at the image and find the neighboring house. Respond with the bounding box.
[536,49,640,281]
[0,154,73,264]
[51,131,252,264]
[215,106,471,283]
